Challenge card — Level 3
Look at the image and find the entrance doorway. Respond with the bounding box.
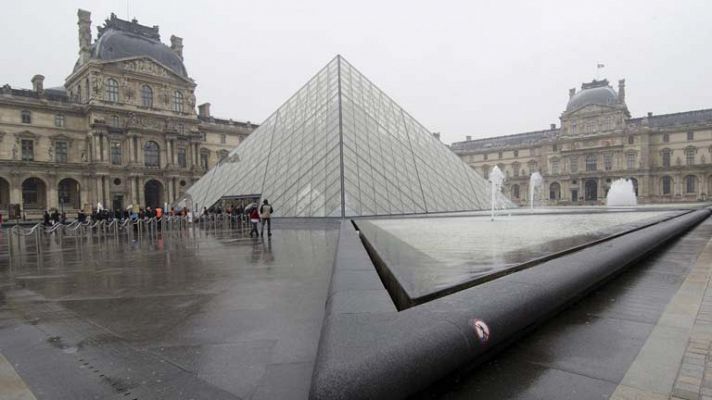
[112,194,124,211]
[144,180,164,209]
[585,179,598,201]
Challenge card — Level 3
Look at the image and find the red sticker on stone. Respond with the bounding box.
[470,319,490,343]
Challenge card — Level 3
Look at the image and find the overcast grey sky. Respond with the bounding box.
[3,0,712,144]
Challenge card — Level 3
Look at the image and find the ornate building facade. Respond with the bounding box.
[0,10,256,219]
[451,79,712,205]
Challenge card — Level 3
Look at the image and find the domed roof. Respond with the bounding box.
[92,29,187,77]
[566,80,620,112]
[73,14,188,78]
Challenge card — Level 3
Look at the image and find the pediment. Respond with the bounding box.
[103,56,192,83]
[566,104,620,116]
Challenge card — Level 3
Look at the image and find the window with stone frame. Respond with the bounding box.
[221,134,226,144]
[626,152,636,170]
[141,85,153,108]
[687,131,694,141]
[498,151,503,160]
[685,175,697,193]
[106,78,119,102]
[482,165,489,179]
[21,139,34,161]
[603,152,613,171]
[54,114,65,128]
[177,147,187,168]
[663,133,670,143]
[483,153,488,161]
[662,176,672,195]
[55,141,68,163]
[569,156,578,173]
[662,149,671,168]
[218,150,229,162]
[551,159,560,175]
[178,124,184,135]
[512,162,520,177]
[628,135,634,145]
[552,144,558,152]
[585,154,597,171]
[21,110,31,124]
[111,115,120,128]
[513,150,518,157]
[173,91,184,112]
[110,142,122,165]
[686,147,696,166]
[200,151,209,170]
[511,184,520,199]
[144,141,160,168]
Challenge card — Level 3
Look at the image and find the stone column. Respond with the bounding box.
[137,137,144,165]
[103,176,110,208]
[47,175,58,209]
[139,179,146,208]
[9,173,22,205]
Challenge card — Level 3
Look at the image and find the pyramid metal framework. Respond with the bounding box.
[182,56,505,217]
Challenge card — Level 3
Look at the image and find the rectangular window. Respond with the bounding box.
[662,151,671,168]
[55,114,65,127]
[570,157,578,173]
[604,153,613,171]
[110,142,122,165]
[687,131,694,141]
[513,150,518,157]
[21,110,31,124]
[551,159,560,175]
[627,153,636,170]
[55,141,68,163]
[686,149,695,166]
[483,153,488,161]
[585,154,597,171]
[498,152,503,159]
[221,134,226,144]
[552,144,558,152]
[628,135,634,144]
[21,139,34,161]
[177,148,187,168]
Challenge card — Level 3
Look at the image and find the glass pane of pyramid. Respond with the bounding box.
[180,55,509,217]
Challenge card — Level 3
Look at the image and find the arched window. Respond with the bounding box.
[141,85,153,107]
[106,78,119,102]
[549,182,561,200]
[662,176,672,195]
[685,175,697,194]
[144,141,160,168]
[173,91,184,112]
[511,184,520,199]
[662,149,672,168]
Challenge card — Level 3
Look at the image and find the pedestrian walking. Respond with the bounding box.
[260,199,274,237]
[249,205,260,238]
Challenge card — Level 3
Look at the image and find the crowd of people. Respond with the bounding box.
[13,199,276,238]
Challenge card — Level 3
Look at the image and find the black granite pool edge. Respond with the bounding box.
[310,208,711,400]
[358,209,693,310]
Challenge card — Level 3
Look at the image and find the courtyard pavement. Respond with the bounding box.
[0,212,711,399]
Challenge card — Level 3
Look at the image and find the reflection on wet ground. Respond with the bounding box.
[0,220,339,399]
[361,211,677,300]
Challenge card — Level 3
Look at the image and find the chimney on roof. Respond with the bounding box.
[647,112,653,117]
[31,75,44,93]
[198,103,211,118]
[170,35,184,60]
[550,123,556,130]
[618,79,626,103]
[433,132,441,141]
[466,135,472,141]
[77,9,92,65]
[569,88,576,99]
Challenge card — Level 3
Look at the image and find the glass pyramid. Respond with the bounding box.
[181,55,505,217]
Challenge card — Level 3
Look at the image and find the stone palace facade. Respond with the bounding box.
[451,79,712,205]
[0,10,256,219]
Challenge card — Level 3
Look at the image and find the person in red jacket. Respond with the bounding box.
[249,206,260,238]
